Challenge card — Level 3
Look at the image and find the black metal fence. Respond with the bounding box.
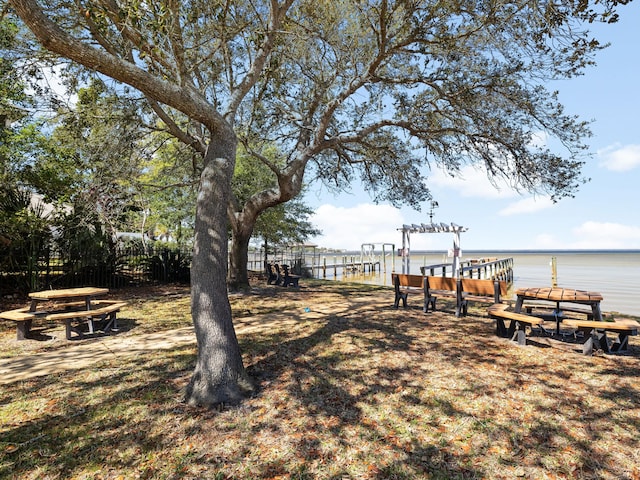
[0,244,192,296]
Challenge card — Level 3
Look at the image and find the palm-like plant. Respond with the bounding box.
[0,187,52,291]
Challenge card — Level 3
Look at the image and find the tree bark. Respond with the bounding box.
[228,226,252,291]
[185,137,254,406]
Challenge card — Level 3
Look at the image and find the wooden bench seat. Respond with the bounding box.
[487,303,548,346]
[0,307,36,322]
[457,278,507,316]
[49,301,127,340]
[393,274,507,317]
[562,318,639,355]
[0,308,39,340]
[391,273,426,309]
[423,276,458,309]
[50,300,89,309]
[44,301,127,318]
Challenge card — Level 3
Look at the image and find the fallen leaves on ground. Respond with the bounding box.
[1,281,639,479]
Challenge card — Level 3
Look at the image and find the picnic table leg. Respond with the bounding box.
[16,319,33,341]
[64,318,85,340]
[595,330,610,354]
[582,331,594,355]
[574,327,603,355]
[610,331,631,352]
[506,319,517,340]
[514,297,524,313]
[495,317,507,337]
[102,312,119,333]
[86,314,95,334]
[554,304,562,335]
[511,321,527,345]
[65,319,73,340]
[591,303,603,321]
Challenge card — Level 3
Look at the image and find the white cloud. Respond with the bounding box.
[519,221,640,250]
[597,144,640,172]
[309,203,405,250]
[569,221,640,249]
[498,196,555,216]
[309,203,461,251]
[428,165,518,199]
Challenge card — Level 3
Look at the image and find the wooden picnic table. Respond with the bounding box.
[28,286,109,309]
[1,287,126,340]
[514,287,604,334]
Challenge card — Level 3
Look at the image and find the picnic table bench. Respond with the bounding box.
[487,303,547,346]
[562,318,639,355]
[523,303,595,319]
[489,304,639,355]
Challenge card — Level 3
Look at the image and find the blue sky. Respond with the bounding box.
[305,4,640,252]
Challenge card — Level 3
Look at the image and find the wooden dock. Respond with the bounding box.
[253,252,513,287]
[311,256,382,278]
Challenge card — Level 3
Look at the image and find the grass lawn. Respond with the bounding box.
[1,280,639,479]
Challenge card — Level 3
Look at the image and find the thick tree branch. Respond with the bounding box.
[9,0,226,134]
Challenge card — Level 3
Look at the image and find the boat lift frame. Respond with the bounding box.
[398,223,469,277]
[361,242,396,273]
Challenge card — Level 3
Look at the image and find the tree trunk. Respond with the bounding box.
[263,239,269,265]
[228,225,253,291]
[185,139,254,407]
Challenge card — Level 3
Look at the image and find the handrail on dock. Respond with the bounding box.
[461,257,513,282]
[421,258,513,283]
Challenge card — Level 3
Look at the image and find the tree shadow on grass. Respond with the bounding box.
[2,290,640,479]
[0,344,198,479]
[242,295,640,478]
[240,297,488,478]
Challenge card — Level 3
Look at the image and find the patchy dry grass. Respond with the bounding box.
[1,280,639,479]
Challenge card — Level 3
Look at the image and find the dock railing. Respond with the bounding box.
[257,252,513,286]
[420,258,513,283]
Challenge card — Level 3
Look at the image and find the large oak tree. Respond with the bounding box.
[6,0,626,406]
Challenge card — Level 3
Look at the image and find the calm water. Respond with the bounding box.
[313,250,640,317]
